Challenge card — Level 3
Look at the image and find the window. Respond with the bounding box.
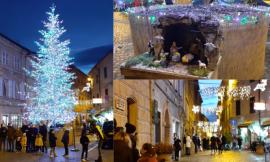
[0,77,3,96]
[2,51,8,65]
[2,115,9,126]
[250,97,256,113]
[105,89,108,96]
[236,100,241,116]
[13,56,20,70]
[3,80,8,97]
[104,67,107,78]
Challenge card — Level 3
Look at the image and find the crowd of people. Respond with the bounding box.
[114,123,159,162]
[0,123,71,158]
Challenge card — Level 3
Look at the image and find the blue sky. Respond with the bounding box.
[0,0,113,74]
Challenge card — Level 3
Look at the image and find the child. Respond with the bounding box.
[35,133,43,153]
[21,133,27,153]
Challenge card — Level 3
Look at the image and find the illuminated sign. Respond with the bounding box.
[254,102,266,111]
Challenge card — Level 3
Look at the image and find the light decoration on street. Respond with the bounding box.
[192,105,200,114]
[82,83,91,92]
[227,86,251,100]
[254,79,268,91]
[24,5,76,126]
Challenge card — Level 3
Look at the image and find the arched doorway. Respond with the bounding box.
[164,107,171,144]
[127,97,137,127]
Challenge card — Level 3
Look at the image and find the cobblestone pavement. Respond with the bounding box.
[0,142,113,162]
[168,150,266,162]
[113,12,134,79]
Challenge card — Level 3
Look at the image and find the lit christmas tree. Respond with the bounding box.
[25,5,76,126]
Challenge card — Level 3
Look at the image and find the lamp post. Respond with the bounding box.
[71,77,93,152]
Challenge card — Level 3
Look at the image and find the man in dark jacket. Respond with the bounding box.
[125,123,139,162]
[61,129,69,157]
[80,132,90,161]
[174,138,181,161]
[7,123,15,152]
[39,123,48,153]
[49,129,57,158]
[0,124,7,151]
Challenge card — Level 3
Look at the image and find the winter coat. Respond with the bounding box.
[61,130,69,145]
[137,156,158,162]
[186,136,191,148]
[80,135,90,146]
[7,126,15,140]
[114,140,133,162]
[49,132,57,147]
[0,126,7,139]
[21,136,27,147]
[39,125,47,141]
[35,134,43,147]
[174,139,181,150]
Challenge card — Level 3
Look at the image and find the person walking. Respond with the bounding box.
[238,136,242,150]
[210,135,217,155]
[192,134,198,153]
[80,132,90,161]
[0,124,7,151]
[221,135,227,151]
[49,129,57,158]
[61,129,69,157]
[35,133,43,153]
[217,136,222,154]
[174,137,181,161]
[137,143,158,162]
[7,123,15,152]
[186,135,191,155]
[21,133,27,153]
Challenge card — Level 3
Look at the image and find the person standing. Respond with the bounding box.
[80,132,90,161]
[114,131,133,162]
[7,123,15,152]
[21,133,27,153]
[186,135,191,155]
[125,123,139,162]
[174,137,181,161]
[217,135,222,154]
[49,129,57,158]
[0,124,7,151]
[35,133,43,153]
[61,129,69,157]
[39,123,48,153]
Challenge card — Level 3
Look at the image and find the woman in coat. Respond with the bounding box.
[49,129,57,158]
[80,132,90,161]
[186,135,191,155]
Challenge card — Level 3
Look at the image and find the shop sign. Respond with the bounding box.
[115,97,125,111]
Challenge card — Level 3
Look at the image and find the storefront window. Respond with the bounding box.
[2,114,9,126]
[10,115,22,128]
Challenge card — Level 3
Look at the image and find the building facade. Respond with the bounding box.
[114,80,185,149]
[0,34,33,128]
[88,52,113,113]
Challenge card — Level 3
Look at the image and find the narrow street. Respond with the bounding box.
[175,150,265,162]
[0,142,113,162]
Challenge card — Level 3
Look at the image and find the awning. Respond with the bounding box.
[238,121,253,128]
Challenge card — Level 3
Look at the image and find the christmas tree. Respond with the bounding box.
[25,5,76,126]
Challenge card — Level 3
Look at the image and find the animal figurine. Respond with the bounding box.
[82,83,91,92]
[198,60,207,69]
